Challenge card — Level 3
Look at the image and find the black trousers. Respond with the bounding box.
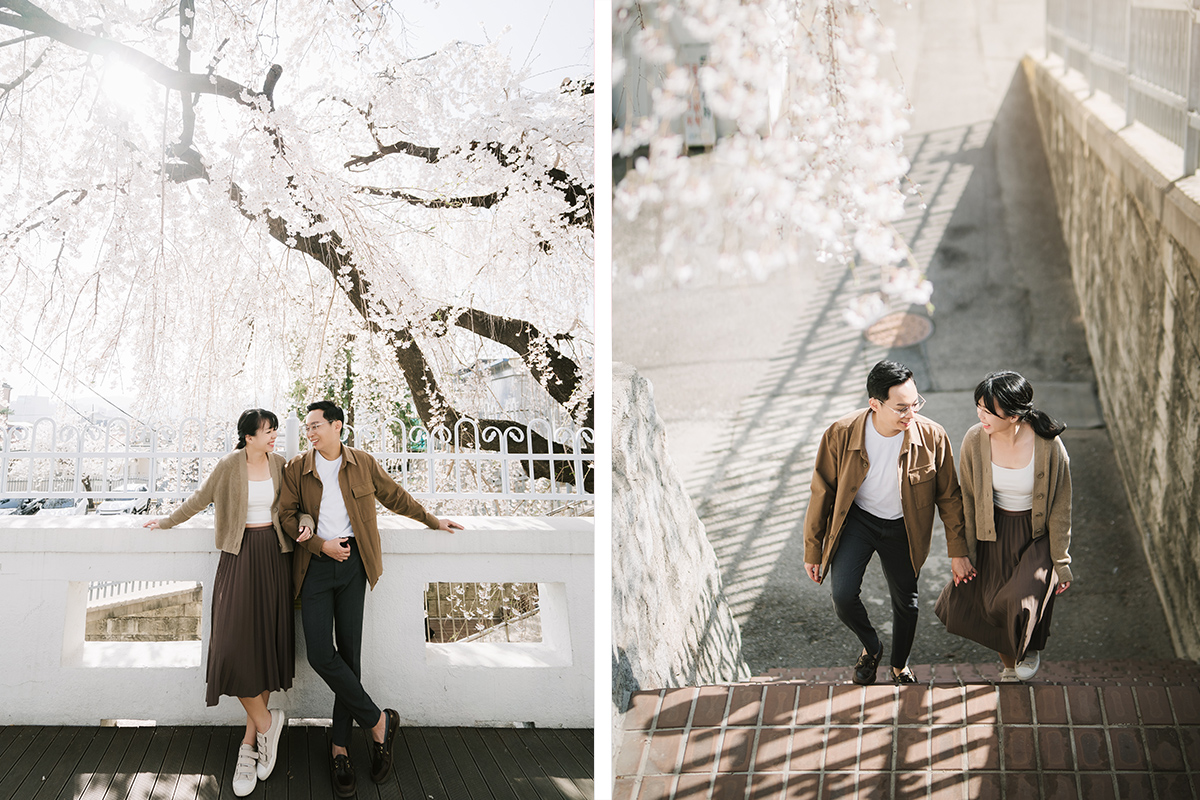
[828,504,920,670]
[300,538,381,747]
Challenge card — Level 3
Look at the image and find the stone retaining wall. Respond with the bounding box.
[612,363,750,747]
[1025,55,1200,659]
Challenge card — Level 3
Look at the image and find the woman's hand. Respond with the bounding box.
[1055,581,1070,595]
[143,519,162,529]
[951,556,977,585]
[297,525,313,543]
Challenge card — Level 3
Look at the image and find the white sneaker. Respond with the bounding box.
[1015,651,1041,681]
[233,743,258,797]
[999,667,1021,683]
[256,709,286,780]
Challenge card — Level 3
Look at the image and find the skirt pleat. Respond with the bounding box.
[205,526,294,706]
[934,508,1058,661]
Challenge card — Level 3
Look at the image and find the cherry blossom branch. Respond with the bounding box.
[356,185,507,209]
[0,0,261,106]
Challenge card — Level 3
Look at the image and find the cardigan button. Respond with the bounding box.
[1037,472,1044,478]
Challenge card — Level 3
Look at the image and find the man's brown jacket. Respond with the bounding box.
[802,408,967,580]
[279,444,440,598]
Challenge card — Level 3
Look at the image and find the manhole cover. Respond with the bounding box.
[864,312,934,348]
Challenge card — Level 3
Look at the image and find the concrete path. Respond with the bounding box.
[612,0,1176,675]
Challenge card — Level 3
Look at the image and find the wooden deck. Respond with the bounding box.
[0,724,593,800]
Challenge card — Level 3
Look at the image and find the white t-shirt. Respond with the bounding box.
[992,455,1035,511]
[245,478,274,525]
[854,412,905,520]
[315,452,355,540]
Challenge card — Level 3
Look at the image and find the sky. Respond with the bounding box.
[1,0,595,416]
[405,0,594,92]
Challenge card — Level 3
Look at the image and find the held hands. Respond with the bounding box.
[437,518,464,533]
[804,563,822,583]
[951,556,977,586]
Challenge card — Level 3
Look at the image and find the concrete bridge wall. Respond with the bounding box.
[1025,54,1200,660]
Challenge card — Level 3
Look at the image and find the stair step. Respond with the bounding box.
[757,659,1200,687]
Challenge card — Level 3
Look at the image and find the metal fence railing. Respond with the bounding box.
[87,581,198,605]
[0,412,594,508]
[1046,0,1200,174]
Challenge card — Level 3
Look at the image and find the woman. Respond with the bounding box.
[145,409,310,796]
[934,371,1072,683]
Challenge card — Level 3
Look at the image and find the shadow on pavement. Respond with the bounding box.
[690,65,1176,675]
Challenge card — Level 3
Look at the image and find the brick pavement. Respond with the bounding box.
[614,660,1200,799]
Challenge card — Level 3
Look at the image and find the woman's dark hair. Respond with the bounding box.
[306,400,344,424]
[974,371,1065,439]
[866,360,915,403]
[236,408,279,449]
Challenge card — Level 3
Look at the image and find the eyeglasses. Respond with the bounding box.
[881,395,926,417]
[302,421,328,434]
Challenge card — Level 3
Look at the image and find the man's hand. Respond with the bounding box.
[297,525,313,543]
[804,563,822,583]
[437,518,464,533]
[951,556,976,585]
[321,537,351,561]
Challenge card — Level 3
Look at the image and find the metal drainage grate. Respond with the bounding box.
[864,312,934,348]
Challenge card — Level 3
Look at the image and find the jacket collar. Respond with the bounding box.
[848,407,925,453]
[301,442,357,475]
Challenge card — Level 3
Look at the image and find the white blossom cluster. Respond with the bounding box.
[0,2,593,420]
[612,0,931,326]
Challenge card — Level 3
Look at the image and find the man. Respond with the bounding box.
[803,360,971,685]
[279,400,463,797]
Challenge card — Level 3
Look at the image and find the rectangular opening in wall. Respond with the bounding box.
[424,582,541,643]
[85,581,202,642]
[65,581,203,668]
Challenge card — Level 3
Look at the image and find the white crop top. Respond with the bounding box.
[246,478,274,525]
[991,456,1034,511]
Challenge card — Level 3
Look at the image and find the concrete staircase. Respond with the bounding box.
[615,660,1200,799]
[85,585,202,642]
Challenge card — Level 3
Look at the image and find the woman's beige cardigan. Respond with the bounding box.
[952,423,1073,583]
[157,448,292,555]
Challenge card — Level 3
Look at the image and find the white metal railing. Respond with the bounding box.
[0,412,594,506]
[1047,0,1200,174]
[87,580,198,605]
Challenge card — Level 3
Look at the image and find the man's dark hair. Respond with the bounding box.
[306,400,345,424]
[866,360,914,403]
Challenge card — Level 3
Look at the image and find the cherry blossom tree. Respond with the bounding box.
[0,0,593,485]
[612,0,930,326]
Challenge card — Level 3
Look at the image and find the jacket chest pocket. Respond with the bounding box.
[907,464,936,507]
[351,482,375,505]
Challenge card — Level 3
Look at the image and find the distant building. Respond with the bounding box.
[7,392,55,425]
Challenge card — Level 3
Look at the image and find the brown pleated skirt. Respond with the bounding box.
[205,525,295,706]
[934,508,1058,662]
